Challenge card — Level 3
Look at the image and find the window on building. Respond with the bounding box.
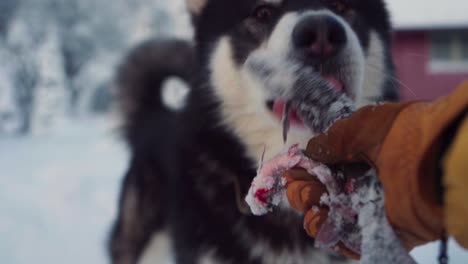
[430,30,468,72]
[431,32,451,60]
[462,34,468,60]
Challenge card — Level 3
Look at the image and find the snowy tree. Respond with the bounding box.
[0,42,20,134]
[54,0,96,115]
[6,0,60,134]
[0,0,192,135]
[11,52,38,134]
[0,0,18,39]
[30,25,66,134]
[7,15,39,134]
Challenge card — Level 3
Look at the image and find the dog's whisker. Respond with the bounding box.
[365,64,418,99]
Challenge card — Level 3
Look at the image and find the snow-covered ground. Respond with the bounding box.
[412,240,468,264]
[1,117,468,263]
[0,116,128,264]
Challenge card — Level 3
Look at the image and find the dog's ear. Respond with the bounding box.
[185,0,208,20]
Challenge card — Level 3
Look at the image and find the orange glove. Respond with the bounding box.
[284,168,361,260]
[285,82,468,257]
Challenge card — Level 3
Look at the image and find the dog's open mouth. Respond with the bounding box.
[266,76,346,141]
[245,51,355,141]
[268,100,304,127]
[324,76,345,93]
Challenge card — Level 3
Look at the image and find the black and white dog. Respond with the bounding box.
[109,0,398,263]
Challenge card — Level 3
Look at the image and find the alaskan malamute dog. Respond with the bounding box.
[109,0,398,263]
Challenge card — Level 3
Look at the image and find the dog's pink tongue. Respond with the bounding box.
[272,100,286,119]
[272,100,303,126]
[324,76,344,92]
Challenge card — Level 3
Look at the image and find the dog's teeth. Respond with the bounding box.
[282,101,292,143]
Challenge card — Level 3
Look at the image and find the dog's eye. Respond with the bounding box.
[252,5,277,23]
[331,1,350,13]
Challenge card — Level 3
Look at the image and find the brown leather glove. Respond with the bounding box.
[284,168,361,260]
[285,82,468,255]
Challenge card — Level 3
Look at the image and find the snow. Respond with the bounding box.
[0,116,128,264]
[387,0,468,29]
[412,241,468,264]
[354,170,415,264]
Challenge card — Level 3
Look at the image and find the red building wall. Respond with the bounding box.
[392,31,468,101]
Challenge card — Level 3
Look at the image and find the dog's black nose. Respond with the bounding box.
[292,15,347,59]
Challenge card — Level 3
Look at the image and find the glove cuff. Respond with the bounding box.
[378,82,468,247]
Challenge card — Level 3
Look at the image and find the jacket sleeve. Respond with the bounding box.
[443,112,468,249]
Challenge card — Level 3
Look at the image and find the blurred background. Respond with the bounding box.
[0,0,467,263]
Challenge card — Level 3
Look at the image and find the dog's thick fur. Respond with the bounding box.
[109,1,399,263]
